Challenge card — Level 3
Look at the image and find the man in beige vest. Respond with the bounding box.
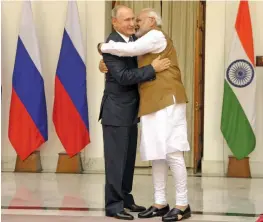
[99,8,191,221]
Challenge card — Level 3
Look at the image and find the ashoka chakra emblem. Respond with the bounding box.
[226,59,254,88]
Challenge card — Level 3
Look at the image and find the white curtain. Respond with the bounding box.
[115,1,161,15]
[115,1,198,168]
[162,1,198,167]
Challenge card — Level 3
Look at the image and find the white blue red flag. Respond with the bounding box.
[8,1,48,160]
[53,1,90,156]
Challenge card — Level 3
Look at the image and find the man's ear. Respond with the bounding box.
[112,18,117,28]
[150,17,156,27]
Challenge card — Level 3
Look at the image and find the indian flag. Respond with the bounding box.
[221,0,256,160]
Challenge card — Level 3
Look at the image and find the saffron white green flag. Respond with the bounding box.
[221,0,256,160]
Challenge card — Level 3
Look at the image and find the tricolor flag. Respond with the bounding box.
[53,1,90,156]
[221,0,256,160]
[8,1,48,161]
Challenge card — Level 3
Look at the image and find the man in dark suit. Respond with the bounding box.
[98,5,170,221]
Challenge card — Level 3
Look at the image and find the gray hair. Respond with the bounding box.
[112,5,130,18]
[141,8,162,27]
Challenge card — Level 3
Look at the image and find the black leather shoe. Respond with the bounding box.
[162,205,191,221]
[125,204,146,212]
[138,205,170,218]
[114,211,134,220]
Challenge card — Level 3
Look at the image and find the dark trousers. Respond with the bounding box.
[102,124,138,216]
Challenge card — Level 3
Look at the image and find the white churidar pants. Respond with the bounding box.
[139,96,190,206]
[152,152,188,206]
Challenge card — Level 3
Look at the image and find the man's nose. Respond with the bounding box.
[130,20,135,27]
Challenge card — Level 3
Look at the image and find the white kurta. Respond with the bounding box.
[139,96,190,161]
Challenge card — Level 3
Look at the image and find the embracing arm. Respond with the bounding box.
[102,53,155,86]
[101,30,167,57]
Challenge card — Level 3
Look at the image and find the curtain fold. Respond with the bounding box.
[162,1,198,167]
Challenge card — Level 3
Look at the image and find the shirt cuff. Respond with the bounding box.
[100,43,107,53]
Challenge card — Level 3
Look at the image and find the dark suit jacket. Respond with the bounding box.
[99,31,155,126]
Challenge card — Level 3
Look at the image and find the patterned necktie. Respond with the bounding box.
[129,36,134,42]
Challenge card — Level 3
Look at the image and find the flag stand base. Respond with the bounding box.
[14,151,42,173]
[227,156,251,178]
[56,153,83,174]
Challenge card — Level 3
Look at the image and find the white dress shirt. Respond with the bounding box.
[101,30,167,57]
[116,31,130,43]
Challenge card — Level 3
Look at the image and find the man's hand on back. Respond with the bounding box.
[98,55,170,75]
[151,56,171,73]
[99,59,108,73]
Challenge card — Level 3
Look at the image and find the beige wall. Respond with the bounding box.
[1,1,112,172]
[2,1,263,176]
[203,1,263,177]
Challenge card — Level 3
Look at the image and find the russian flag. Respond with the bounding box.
[53,1,90,157]
[8,1,48,161]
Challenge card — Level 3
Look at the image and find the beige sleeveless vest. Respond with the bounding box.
[137,28,188,117]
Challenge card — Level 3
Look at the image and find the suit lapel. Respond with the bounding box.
[113,31,127,43]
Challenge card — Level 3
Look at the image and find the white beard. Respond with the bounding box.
[135,30,143,38]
